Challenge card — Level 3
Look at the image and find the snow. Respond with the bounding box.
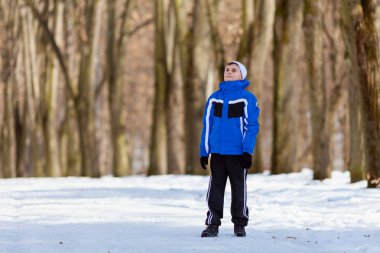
[1,169,379,253]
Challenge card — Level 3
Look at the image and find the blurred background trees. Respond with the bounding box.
[0,0,379,187]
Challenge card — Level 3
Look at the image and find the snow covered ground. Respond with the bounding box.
[0,169,379,253]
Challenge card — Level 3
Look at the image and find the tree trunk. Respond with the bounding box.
[248,0,276,172]
[107,0,134,177]
[206,0,225,78]
[249,0,276,85]
[166,2,185,174]
[59,0,81,177]
[237,0,254,63]
[303,0,331,180]
[172,0,189,174]
[322,1,346,174]
[21,6,45,177]
[0,0,18,178]
[340,0,365,183]
[148,0,169,175]
[345,0,380,187]
[271,0,303,174]
[1,81,17,178]
[185,0,212,175]
[42,0,63,177]
[76,0,101,178]
[174,0,209,175]
[167,50,185,174]
[61,100,81,176]
[1,82,17,178]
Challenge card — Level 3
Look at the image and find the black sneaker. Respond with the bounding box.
[201,225,219,237]
[234,225,246,237]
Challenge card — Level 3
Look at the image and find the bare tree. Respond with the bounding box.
[166,0,185,174]
[106,0,135,176]
[340,0,365,183]
[321,1,347,176]
[341,0,380,187]
[0,0,19,178]
[20,3,46,177]
[173,0,212,175]
[186,0,214,175]
[59,0,81,177]
[237,0,254,64]
[303,0,331,180]
[26,0,104,177]
[148,0,169,175]
[206,0,225,77]
[248,0,276,172]
[42,1,64,177]
[271,0,303,174]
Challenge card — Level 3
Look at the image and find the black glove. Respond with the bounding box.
[200,156,209,170]
[240,152,252,169]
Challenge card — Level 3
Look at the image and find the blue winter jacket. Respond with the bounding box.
[200,79,260,157]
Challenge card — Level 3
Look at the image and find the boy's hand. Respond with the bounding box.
[200,156,209,170]
[241,152,252,169]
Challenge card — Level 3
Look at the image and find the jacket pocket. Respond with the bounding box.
[213,101,223,117]
[228,102,245,118]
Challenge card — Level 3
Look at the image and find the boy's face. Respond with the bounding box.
[224,64,242,81]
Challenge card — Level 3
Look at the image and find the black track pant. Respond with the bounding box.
[205,153,249,227]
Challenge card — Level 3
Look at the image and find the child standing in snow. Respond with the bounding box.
[199,61,260,237]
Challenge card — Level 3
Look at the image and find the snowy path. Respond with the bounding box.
[0,169,379,253]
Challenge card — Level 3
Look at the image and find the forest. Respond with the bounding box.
[0,0,379,188]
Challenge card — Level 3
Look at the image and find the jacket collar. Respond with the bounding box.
[219,79,250,92]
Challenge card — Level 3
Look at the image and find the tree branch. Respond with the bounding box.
[127,17,154,37]
[205,0,225,75]
[117,0,133,52]
[24,0,77,102]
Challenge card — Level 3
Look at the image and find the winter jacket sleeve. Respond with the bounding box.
[200,95,215,157]
[242,94,260,155]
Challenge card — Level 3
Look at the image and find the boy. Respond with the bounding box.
[199,61,260,237]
